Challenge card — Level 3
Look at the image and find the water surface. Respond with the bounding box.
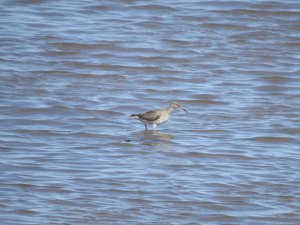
[1,0,300,224]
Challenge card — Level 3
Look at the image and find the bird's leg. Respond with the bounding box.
[144,123,148,131]
[152,123,157,134]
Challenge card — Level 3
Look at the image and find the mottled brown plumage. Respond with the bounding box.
[130,101,187,131]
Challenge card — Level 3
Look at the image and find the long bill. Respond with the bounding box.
[180,108,188,113]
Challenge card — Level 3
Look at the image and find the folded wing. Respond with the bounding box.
[139,110,161,121]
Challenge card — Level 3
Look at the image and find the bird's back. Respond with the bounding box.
[140,109,161,122]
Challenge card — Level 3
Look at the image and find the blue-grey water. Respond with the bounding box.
[1,0,300,224]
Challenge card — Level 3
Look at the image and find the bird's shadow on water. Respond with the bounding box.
[121,130,173,147]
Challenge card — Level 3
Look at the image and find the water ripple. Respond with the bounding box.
[1,0,300,224]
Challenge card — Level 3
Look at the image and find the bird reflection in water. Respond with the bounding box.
[139,131,173,147]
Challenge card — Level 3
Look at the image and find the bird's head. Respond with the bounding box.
[170,101,188,113]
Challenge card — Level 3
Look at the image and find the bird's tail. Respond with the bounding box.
[130,114,141,119]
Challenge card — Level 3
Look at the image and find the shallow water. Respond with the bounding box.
[1,0,300,224]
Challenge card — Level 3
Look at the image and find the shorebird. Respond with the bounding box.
[130,101,187,131]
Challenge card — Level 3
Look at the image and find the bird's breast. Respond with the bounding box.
[155,114,170,124]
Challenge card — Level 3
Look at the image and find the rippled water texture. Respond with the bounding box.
[1,0,300,224]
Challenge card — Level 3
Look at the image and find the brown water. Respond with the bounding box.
[1,0,300,224]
